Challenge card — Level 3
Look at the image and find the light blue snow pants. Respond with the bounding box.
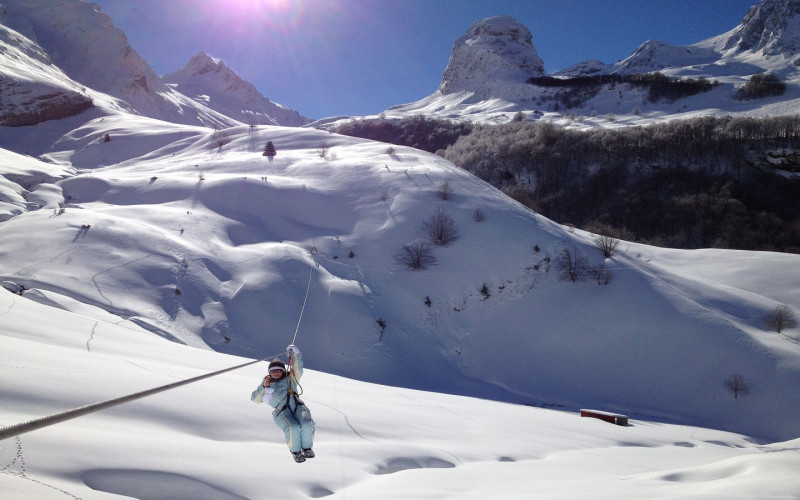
[273,403,315,453]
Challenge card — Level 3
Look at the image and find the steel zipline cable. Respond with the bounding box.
[0,266,317,441]
[0,350,284,441]
[291,267,314,346]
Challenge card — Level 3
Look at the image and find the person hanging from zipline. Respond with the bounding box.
[251,344,316,463]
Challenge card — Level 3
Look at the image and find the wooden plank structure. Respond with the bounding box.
[580,409,629,426]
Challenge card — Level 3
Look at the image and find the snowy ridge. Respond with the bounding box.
[164,52,309,127]
[718,0,800,56]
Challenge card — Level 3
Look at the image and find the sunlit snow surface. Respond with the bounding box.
[1,118,799,499]
[1,289,799,499]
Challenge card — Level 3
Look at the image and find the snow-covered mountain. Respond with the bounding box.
[610,0,800,78]
[0,0,307,148]
[0,0,241,129]
[713,0,800,58]
[0,22,93,127]
[439,15,545,97]
[381,0,800,126]
[384,15,546,123]
[164,52,310,127]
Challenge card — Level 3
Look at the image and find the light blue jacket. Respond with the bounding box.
[251,350,305,416]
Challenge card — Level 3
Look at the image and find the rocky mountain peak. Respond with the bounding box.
[439,15,545,95]
[184,51,226,75]
[724,0,800,56]
[164,53,309,126]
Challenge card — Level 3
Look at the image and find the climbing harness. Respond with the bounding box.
[276,351,306,419]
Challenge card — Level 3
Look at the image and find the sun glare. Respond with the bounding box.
[219,0,310,28]
[232,0,293,13]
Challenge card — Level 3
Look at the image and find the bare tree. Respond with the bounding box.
[594,234,620,258]
[422,207,459,246]
[556,247,588,282]
[588,264,611,285]
[765,305,797,334]
[395,242,436,270]
[437,179,453,200]
[473,208,485,222]
[723,373,750,399]
[317,141,330,159]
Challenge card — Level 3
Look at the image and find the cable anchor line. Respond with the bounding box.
[0,350,284,441]
[291,266,314,346]
[0,263,317,441]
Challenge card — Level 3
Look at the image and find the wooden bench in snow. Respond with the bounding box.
[580,409,628,426]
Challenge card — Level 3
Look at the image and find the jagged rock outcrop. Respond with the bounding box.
[439,15,545,96]
[722,0,800,55]
[163,52,309,126]
[0,85,93,127]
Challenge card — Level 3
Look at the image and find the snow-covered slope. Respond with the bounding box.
[0,148,73,221]
[0,116,798,442]
[164,52,310,127]
[3,292,798,499]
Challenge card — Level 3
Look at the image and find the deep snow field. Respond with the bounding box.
[2,289,799,499]
[1,116,799,498]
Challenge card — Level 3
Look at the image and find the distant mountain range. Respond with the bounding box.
[385,0,800,125]
[2,0,799,142]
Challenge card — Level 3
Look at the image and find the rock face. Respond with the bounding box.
[439,15,545,96]
[0,22,94,127]
[163,52,309,127]
[0,85,93,127]
[720,0,800,56]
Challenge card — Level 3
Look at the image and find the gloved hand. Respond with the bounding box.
[287,344,299,357]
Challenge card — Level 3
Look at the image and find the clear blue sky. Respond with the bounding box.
[91,0,758,119]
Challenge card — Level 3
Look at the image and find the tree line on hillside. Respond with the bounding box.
[334,115,472,153]
[334,115,800,253]
[527,73,721,108]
